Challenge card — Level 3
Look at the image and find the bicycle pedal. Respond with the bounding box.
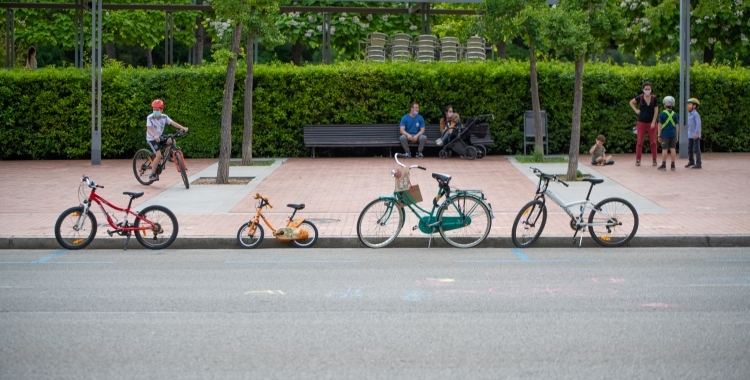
[106,230,114,237]
[412,225,419,231]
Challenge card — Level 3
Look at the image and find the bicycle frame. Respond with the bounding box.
[77,187,156,234]
[533,175,616,229]
[246,198,306,237]
[155,141,187,175]
[383,186,491,234]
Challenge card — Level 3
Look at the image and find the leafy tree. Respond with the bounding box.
[483,0,549,155]
[211,0,283,182]
[540,0,626,180]
[619,0,750,64]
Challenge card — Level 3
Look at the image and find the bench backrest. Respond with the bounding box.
[523,110,547,137]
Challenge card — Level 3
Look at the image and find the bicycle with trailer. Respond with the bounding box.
[237,194,319,248]
[438,114,493,160]
[54,176,179,250]
[356,153,494,248]
[511,167,639,248]
[133,129,190,189]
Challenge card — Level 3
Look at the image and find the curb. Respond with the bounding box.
[3,235,750,250]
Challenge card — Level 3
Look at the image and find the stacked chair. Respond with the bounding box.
[439,36,460,62]
[465,36,487,62]
[391,33,412,62]
[365,32,387,62]
[417,35,437,63]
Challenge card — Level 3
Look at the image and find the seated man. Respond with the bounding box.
[399,102,427,158]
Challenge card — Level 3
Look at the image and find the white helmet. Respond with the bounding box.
[663,96,675,107]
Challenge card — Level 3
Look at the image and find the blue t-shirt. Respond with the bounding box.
[658,110,679,138]
[400,113,425,135]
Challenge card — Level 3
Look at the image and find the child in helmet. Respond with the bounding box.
[657,96,679,171]
[685,98,702,169]
[147,99,189,181]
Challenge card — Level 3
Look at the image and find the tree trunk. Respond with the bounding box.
[146,47,153,69]
[529,41,543,156]
[216,23,243,184]
[292,38,302,66]
[703,44,714,65]
[194,16,204,66]
[567,53,586,181]
[242,34,255,166]
[496,41,506,60]
[105,41,116,60]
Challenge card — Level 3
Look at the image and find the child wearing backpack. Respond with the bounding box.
[657,96,680,171]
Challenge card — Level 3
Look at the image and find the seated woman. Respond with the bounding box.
[437,105,460,146]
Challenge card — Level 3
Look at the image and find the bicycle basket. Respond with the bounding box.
[396,184,423,208]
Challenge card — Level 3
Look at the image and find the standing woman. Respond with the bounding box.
[629,81,659,166]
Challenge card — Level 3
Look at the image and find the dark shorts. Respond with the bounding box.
[661,137,677,149]
[147,138,168,153]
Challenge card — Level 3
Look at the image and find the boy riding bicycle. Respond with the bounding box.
[147,99,188,181]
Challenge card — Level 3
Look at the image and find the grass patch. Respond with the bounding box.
[229,159,275,167]
[191,177,254,185]
[515,154,568,163]
[553,170,594,181]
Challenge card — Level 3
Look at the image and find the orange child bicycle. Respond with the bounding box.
[237,194,318,248]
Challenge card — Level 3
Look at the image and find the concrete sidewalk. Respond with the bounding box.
[2,153,749,249]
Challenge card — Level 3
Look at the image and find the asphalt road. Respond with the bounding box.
[1,248,749,380]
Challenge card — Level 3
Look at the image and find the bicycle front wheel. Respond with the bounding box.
[438,195,491,248]
[133,149,156,186]
[291,221,318,248]
[175,151,189,189]
[356,198,404,248]
[588,197,639,247]
[54,206,97,250]
[237,222,264,249]
[134,205,178,249]
[511,200,547,248]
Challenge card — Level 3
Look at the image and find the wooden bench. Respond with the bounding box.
[303,123,494,158]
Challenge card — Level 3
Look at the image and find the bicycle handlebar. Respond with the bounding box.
[81,175,104,189]
[254,193,273,208]
[162,129,187,140]
[411,165,426,170]
[529,167,569,187]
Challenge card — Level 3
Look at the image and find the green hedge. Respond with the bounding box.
[1,61,749,159]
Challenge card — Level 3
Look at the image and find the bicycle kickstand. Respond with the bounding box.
[571,229,583,248]
[123,232,132,251]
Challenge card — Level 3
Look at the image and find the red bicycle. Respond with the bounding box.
[54,176,179,250]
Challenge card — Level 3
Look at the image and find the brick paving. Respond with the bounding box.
[1,153,749,240]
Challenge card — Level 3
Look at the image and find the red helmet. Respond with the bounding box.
[151,99,164,109]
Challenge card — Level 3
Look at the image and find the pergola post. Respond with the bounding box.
[91,0,102,165]
[321,13,331,64]
[678,0,690,158]
[165,10,174,66]
[5,8,14,69]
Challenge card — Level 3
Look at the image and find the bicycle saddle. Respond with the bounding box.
[287,204,305,210]
[582,178,604,185]
[123,191,144,199]
[432,173,452,184]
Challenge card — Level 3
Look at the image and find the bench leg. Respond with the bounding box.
[388,147,392,158]
[312,147,316,159]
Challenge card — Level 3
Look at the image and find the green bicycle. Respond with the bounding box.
[356,153,494,248]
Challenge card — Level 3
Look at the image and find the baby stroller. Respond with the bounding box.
[438,114,494,160]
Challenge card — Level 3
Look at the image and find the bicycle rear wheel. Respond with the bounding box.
[54,206,97,250]
[175,150,189,189]
[133,149,156,186]
[588,197,639,247]
[511,200,547,248]
[356,198,404,248]
[134,205,178,249]
[291,220,318,248]
[438,194,491,248]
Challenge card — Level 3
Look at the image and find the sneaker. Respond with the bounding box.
[657,164,666,171]
[692,165,702,169]
[652,160,658,166]
[635,160,641,166]
[416,152,424,159]
[148,173,159,181]
[685,162,694,168]
[402,152,411,158]
[671,163,676,171]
